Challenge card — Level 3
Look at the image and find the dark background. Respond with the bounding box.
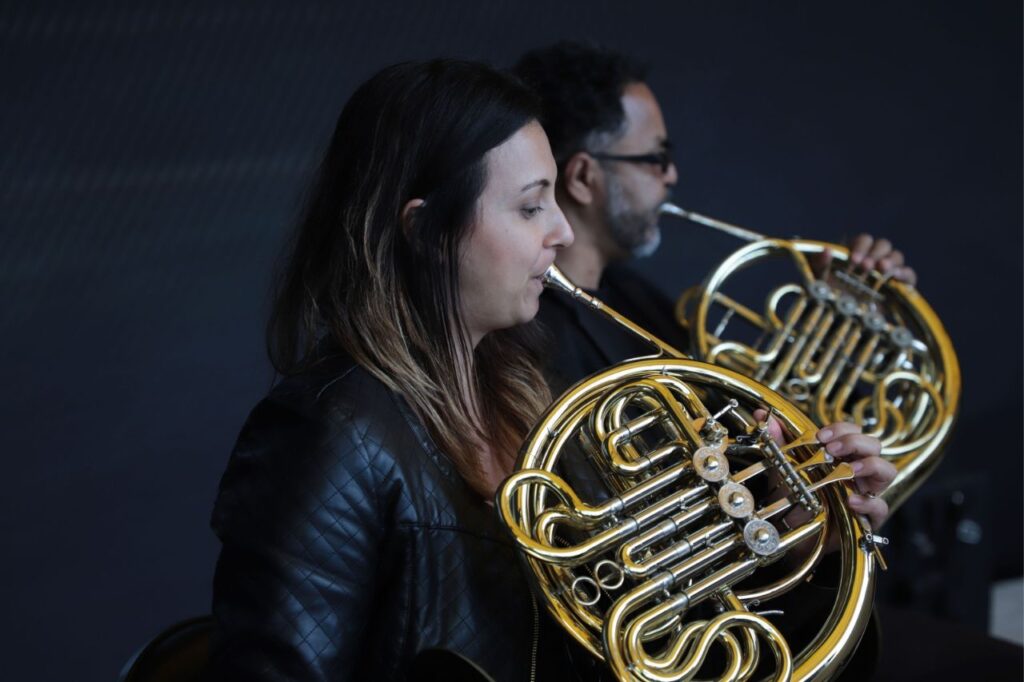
[2,1,1020,680]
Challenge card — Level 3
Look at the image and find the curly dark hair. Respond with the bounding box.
[513,41,648,166]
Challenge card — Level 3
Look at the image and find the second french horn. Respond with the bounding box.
[662,203,960,510]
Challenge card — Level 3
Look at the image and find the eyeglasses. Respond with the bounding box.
[590,149,673,174]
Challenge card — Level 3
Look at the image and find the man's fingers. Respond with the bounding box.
[866,237,893,262]
[848,234,873,265]
[892,265,917,286]
[809,249,834,278]
[876,249,904,274]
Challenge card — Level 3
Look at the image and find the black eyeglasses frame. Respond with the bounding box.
[589,150,673,174]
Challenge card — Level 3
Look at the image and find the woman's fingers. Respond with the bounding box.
[818,422,883,459]
[848,493,889,530]
[825,433,882,459]
[816,421,862,442]
[751,408,786,444]
[817,421,893,525]
[848,456,898,494]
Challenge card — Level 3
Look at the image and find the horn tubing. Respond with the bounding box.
[542,264,688,360]
[660,202,766,242]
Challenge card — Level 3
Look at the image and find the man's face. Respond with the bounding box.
[598,82,677,259]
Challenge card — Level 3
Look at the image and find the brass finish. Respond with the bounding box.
[497,265,879,681]
[662,204,960,510]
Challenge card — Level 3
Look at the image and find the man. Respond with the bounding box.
[517,37,903,543]
[514,42,915,389]
[512,41,1021,681]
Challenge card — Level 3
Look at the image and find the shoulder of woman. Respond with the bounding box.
[213,357,425,527]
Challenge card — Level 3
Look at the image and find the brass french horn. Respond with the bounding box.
[662,203,960,511]
[497,265,885,681]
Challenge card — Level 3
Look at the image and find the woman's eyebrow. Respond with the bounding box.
[520,178,551,193]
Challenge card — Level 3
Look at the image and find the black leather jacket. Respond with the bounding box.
[207,353,600,681]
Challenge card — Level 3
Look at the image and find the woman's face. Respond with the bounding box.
[459,121,573,346]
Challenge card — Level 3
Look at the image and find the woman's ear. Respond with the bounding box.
[401,198,426,239]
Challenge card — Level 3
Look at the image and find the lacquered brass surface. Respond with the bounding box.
[664,205,960,510]
[497,265,879,681]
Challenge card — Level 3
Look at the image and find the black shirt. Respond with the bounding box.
[535,263,689,392]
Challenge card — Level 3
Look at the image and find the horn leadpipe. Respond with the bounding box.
[660,202,765,242]
[542,264,687,360]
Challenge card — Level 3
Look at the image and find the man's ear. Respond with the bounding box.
[400,198,426,239]
[562,152,599,206]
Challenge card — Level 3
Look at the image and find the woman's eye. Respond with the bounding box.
[520,206,543,218]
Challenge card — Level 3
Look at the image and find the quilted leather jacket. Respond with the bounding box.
[206,352,605,681]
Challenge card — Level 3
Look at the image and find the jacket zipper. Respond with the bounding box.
[530,592,540,682]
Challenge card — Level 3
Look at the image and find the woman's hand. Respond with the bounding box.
[754,411,896,531]
[815,422,896,530]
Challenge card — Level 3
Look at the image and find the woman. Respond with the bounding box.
[207,59,581,681]
[207,59,895,681]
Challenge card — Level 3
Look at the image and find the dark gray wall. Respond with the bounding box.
[1,1,1019,680]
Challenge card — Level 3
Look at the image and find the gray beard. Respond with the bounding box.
[606,173,662,259]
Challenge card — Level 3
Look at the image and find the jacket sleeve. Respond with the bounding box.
[206,393,397,681]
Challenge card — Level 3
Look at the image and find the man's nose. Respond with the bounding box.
[664,160,679,186]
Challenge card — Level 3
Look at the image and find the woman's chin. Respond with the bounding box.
[523,293,542,323]
[482,294,543,335]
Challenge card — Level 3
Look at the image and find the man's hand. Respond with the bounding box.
[810,233,917,287]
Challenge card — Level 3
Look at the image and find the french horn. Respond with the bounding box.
[497,265,885,681]
[662,203,960,510]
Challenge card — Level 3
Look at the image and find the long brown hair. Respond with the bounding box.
[268,60,551,497]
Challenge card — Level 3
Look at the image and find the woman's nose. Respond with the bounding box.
[546,206,574,249]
